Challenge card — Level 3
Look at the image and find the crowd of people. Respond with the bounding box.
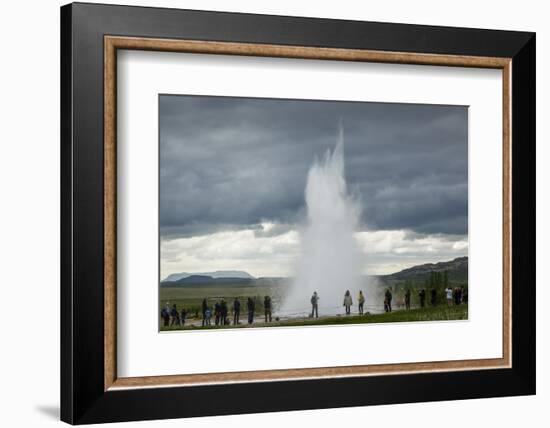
[414,286,468,308]
[445,286,468,306]
[200,296,273,326]
[161,285,468,328]
[161,295,274,328]
[160,304,188,327]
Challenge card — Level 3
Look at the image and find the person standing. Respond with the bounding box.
[453,287,461,305]
[420,289,426,307]
[214,301,221,326]
[204,306,212,326]
[405,289,411,310]
[201,298,208,326]
[233,297,241,325]
[358,291,365,315]
[247,297,255,324]
[445,286,453,306]
[264,295,272,322]
[170,304,180,326]
[430,288,437,306]
[384,289,393,312]
[310,291,319,318]
[343,290,353,315]
[161,304,170,327]
[220,299,228,325]
[456,287,463,305]
[180,307,187,327]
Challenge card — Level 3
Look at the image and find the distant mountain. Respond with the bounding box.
[162,270,255,282]
[384,256,468,281]
[161,271,257,287]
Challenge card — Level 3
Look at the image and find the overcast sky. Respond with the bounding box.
[160,95,468,278]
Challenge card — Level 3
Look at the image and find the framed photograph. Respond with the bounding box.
[61,2,535,424]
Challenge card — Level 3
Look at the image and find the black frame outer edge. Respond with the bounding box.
[510,35,536,392]
[60,4,74,425]
[60,2,536,424]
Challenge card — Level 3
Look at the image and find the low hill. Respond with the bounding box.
[383,256,468,282]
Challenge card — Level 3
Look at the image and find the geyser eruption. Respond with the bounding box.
[282,125,362,316]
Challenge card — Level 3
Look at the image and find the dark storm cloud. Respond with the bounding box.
[160,95,468,238]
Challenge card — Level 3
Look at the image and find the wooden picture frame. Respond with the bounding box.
[61,2,535,424]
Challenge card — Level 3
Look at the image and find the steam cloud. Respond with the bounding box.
[281,125,363,315]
